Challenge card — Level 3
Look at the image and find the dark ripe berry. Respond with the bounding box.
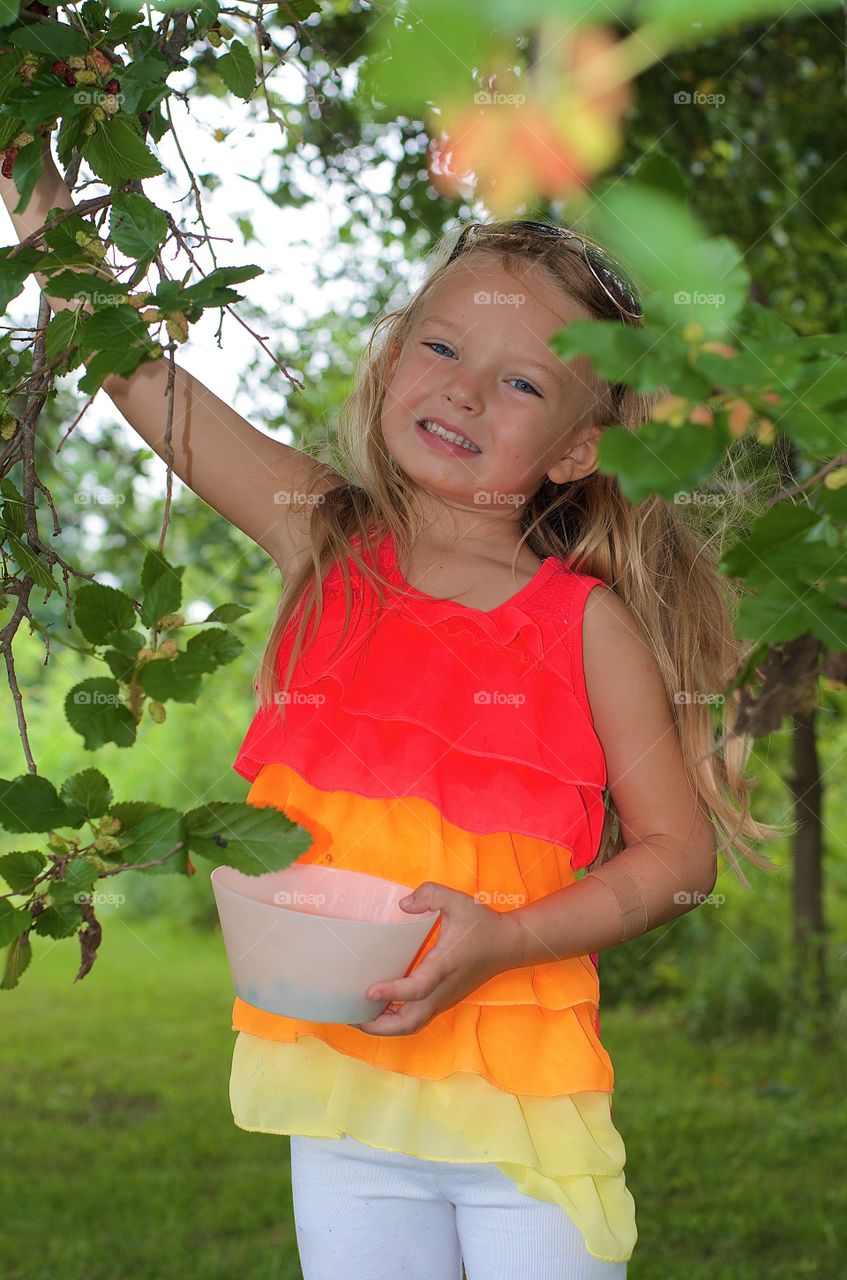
[103,78,120,94]
[2,147,19,179]
[63,68,76,86]
[51,60,68,75]
[26,0,50,12]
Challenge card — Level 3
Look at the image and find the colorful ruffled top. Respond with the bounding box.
[228,527,637,1263]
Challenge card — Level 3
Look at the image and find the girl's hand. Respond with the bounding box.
[348,882,526,1036]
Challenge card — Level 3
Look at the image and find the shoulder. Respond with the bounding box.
[581,583,664,724]
[580,582,717,863]
[582,582,653,662]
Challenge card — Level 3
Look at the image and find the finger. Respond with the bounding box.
[368,966,438,1004]
[353,1002,416,1035]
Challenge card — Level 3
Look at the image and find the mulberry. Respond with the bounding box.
[103,78,121,94]
[1,147,19,179]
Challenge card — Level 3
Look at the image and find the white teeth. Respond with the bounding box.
[419,420,481,453]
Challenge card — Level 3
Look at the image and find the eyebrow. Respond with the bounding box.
[419,313,565,387]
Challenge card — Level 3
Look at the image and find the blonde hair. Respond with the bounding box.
[253,219,786,886]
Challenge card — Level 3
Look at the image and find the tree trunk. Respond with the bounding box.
[787,705,831,1036]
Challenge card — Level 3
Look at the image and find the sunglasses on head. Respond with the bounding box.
[446,219,643,321]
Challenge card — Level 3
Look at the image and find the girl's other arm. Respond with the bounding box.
[0,141,344,572]
[509,585,718,966]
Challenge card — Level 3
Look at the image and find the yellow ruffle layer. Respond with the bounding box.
[229,1031,637,1264]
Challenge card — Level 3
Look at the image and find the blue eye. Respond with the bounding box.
[509,377,541,397]
[422,342,541,397]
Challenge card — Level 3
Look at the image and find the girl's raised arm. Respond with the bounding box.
[0,142,344,573]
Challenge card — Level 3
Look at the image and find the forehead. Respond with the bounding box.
[419,252,592,338]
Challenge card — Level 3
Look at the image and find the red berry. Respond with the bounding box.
[63,68,76,86]
[104,78,120,94]
[2,147,19,179]
[51,60,68,76]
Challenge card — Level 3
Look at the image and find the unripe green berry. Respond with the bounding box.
[93,835,122,855]
[158,613,185,630]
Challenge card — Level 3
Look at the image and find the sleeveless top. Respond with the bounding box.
[228,527,638,1264]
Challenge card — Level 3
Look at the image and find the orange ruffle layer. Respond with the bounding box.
[231,761,613,1097]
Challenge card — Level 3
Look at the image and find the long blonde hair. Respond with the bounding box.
[253,219,786,886]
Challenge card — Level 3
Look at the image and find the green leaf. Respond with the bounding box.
[49,857,99,906]
[184,627,243,671]
[184,801,312,875]
[0,899,31,946]
[0,476,25,536]
[203,602,250,623]
[109,192,168,259]
[628,150,691,202]
[113,49,170,116]
[0,2,22,30]
[0,244,43,312]
[32,903,82,939]
[74,581,137,644]
[64,678,138,749]
[80,113,164,186]
[135,651,204,703]
[60,769,113,820]
[105,629,146,656]
[73,303,155,394]
[140,548,183,627]
[40,268,128,303]
[179,263,262,308]
[44,307,89,371]
[1,931,32,988]
[6,135,44,216]
[0,849,46,893]
[8,19,88,58]
[0,774,85,834]
[5,531,57,592]
[635,0,840,41]
[119,807,186,874]
[76,302,151,351]
[77,339,156,395]
[719,506,822,578]
[735,584,847,650]
[550,318,695,395]
[216,38,257,102]
[586,181,750,337]
[103,647,138,682]
[360,0,498,114]
[597,421,723,503]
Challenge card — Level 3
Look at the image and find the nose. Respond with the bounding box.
[444,368,484,414]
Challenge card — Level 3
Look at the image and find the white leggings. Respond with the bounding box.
[289,1133,628,1280]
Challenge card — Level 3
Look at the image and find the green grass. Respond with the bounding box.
[1,919,843,1279]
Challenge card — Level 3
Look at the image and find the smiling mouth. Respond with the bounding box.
[416,419,482,454]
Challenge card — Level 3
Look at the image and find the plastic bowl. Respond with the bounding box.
[211,863,441,1024]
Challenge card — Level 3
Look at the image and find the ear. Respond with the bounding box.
[547,427,602,486]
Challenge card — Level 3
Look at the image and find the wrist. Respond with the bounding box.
[503,908,531,970]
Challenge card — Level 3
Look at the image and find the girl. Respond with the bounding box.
[3,153,781,1278]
